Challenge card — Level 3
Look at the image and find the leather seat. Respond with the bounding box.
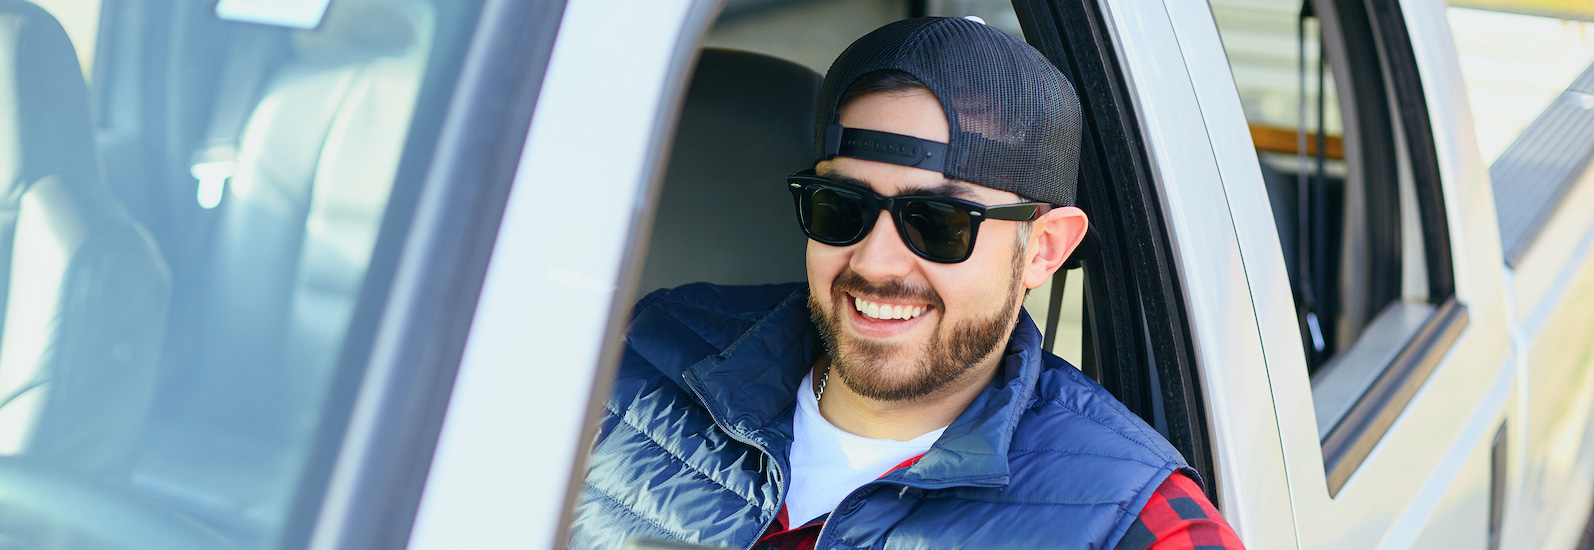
[129,0,433,538]
[0,0,171,477]
[638,48,819,292]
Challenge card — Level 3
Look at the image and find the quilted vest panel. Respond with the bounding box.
[570,283,1194,550]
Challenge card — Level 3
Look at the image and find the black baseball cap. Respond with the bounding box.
[814,17,1083,207]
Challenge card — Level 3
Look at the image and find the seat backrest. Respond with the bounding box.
[0,0,171,477]
[126,0,433,535]
[177,0,431,433]
[637,48,818,293]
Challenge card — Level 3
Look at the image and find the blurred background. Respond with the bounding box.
[709,0,1594,181]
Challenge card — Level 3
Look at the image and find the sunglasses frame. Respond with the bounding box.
[787,170,1052,263]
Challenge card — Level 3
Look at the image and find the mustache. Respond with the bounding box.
[829,269,944,310]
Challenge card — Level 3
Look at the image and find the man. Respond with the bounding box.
[571,17,1244,550]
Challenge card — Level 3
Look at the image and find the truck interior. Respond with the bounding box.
[0,0,486,547]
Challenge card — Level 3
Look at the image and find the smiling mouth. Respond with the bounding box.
[852,295,930,321]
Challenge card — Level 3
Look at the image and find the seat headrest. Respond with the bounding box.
[293,0,433,58]
[0,0,98,199]
[638,49,820,292]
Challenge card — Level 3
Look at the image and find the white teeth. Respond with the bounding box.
[853,296,928,321]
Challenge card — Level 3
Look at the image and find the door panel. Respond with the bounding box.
[1171,0,1516,548]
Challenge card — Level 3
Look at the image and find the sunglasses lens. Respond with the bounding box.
[901,199,973,261]
[803,185,867,244]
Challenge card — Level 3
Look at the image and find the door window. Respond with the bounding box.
[1210,0,1463,493]
[0,0,486,547]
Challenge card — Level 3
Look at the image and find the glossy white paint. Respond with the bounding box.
[1095,1,1297,548]
[405,0,701,548]
[1401,2,1555,549]
[1106,0,1533,547]
[1507,164,1594,549]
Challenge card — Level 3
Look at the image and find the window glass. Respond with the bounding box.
[1211,0,1441,435]
[0,0,482,547]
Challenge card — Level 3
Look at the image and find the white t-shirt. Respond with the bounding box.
[785,371,946,526]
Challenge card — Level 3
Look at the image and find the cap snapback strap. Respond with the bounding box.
[823,122,948,172]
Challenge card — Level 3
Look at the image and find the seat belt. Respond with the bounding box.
[1296,2,1327,359]
[190,26,285,209]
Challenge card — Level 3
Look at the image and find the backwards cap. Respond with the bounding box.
[814,17,1083,206]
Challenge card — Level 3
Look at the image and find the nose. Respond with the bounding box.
[849,209,917,281]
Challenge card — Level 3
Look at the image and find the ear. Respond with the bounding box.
[1022,206,1088,291]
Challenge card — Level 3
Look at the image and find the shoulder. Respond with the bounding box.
[992,352,1193,512]
[1015,353,1188,469]
[632,282,807,332]
[621,282,807,381]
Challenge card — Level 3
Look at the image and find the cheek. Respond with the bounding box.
[806,240,844,293]
[933,235,1022,310]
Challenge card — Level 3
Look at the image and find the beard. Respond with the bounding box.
[808,235,1027,402]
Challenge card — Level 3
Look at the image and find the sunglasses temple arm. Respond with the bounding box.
[981,203,1052,221]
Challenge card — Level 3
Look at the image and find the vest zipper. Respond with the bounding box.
[682,372,786,550]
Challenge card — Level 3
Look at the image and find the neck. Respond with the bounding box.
[812,353,1003,441]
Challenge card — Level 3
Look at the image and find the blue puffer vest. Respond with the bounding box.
[569,283,1196,550]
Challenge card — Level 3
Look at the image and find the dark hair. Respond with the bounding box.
[837,69,931,110]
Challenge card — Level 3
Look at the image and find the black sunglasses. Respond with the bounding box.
[787,170,1052,263]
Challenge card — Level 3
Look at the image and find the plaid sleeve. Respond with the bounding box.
[1115,472,1246,550]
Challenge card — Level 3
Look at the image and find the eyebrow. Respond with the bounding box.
[821,171,983,201]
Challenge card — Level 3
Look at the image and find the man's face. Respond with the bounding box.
[807,88,1032,403]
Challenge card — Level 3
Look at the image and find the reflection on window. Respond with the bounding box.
[0,0,478,548]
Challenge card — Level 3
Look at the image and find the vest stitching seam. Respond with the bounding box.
[1049,364,1183,465]
[586,482,694,540]
[1032,397,1178,463]
[604,402,761,505]
[1005,448,1164,468]
[1104,466,1168,550]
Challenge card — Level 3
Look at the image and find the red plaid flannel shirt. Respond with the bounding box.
[752,466,1244,550]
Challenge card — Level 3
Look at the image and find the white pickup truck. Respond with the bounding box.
[0,0,1590,549]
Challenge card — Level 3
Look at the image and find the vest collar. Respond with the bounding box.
[684,287,1045,489]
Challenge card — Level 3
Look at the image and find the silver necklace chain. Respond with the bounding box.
[816,365,830,404]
